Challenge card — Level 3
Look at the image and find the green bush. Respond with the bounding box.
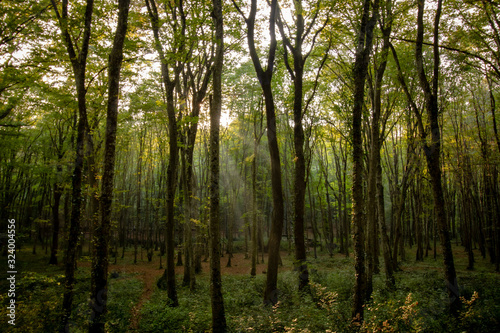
[0,272,65,333]
[362,292,420,332]
[0,270,142,333]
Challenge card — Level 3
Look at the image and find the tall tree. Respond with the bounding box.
[276,0,330,292]
[181,38,213,290]
[251,102,265,276]
[365,0,394,295]
[49,0,94,330]
[89,0,130,331]
[414,0,459,313]
[233,0,285,305]
[48,113,69,266]
[209,0,227,330]
[145,0,187,307]
[350,0,379,323]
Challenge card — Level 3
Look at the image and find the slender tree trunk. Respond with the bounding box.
[235,0,284,305]
[276,0,329,292]
[145,0,185,307]
[366,0,392,296]
[309,182,319,259]
[50,0,95,330]
[209,0,226,330]
[135,128,144,264]
[183,59,212,289]
[49,164,63,265]
[351,0,379,322]
[251,141,259,276]
[262,82,285,304]
[89,1,130,330]
[377,161,394,287]
[414,185,424,261]
[415,0,459,313]
[226,189,235,268]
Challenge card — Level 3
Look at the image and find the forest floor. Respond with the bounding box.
[93,251,287,330]
[1,242,500,332]
[77,248,292,331]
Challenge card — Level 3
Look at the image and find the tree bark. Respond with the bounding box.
[415,0,459,313]
[251,140,259,276]
[145,0,186,306]
[351,0,379,322]
[50,0,94,330]
[209,0,227,330]
[182,56,212,290]
[366,4,393,294]
[279,0,308,292]
[89,0,130,330]
[49,163,63,265]
[276,0,330,291]
[234,0,285,305]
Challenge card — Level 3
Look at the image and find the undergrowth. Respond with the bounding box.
[139,255,500,333]
[0,265,142,333]
[2,246,499,332]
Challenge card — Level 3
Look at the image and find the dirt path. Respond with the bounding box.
[124,263,162,331]
[124,251,277,330]
[79,251,290,330]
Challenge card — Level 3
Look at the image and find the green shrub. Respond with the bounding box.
[0,272,65,332]
[362,292,420,332]
[0,270,142,333]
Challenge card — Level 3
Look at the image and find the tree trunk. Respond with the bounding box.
[377,162,394,288]
[49,164,63,265]
[135,128,144,264]
[261,81,285,304]
[236,0,284,305]
[366,0,392,297]
[251,141,258,276]
[415,0,459,313]
[351,0,379,322]
[145,0,185,307]
[414,186,424,261]
[209,0,227,330]
[50,0,95,330]
[89,1,130,330]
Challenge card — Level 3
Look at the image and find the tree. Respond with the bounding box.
[181,26,214,290]
[89,0,131,330]
[209,0,227,330]
[49,0,95,329]
[365,0,395,294]
[251,101,265,276]
[145,0,188,307]
[233,0,285,305]
[414,0,459,313]
[276,0,330,292]
[45,97,72,266]
[350,0,379,323]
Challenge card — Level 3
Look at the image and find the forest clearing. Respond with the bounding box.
[2,0,500,331]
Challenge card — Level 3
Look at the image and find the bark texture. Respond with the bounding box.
[415,0,459,313]
[50,0,94,330]
[234,0,285,304]
[145,0,186,306]
[209,0,227,330]
[88,0,130,331]
[351,0,379,323]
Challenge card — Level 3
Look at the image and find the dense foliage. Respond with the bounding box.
[1,0,500,331]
